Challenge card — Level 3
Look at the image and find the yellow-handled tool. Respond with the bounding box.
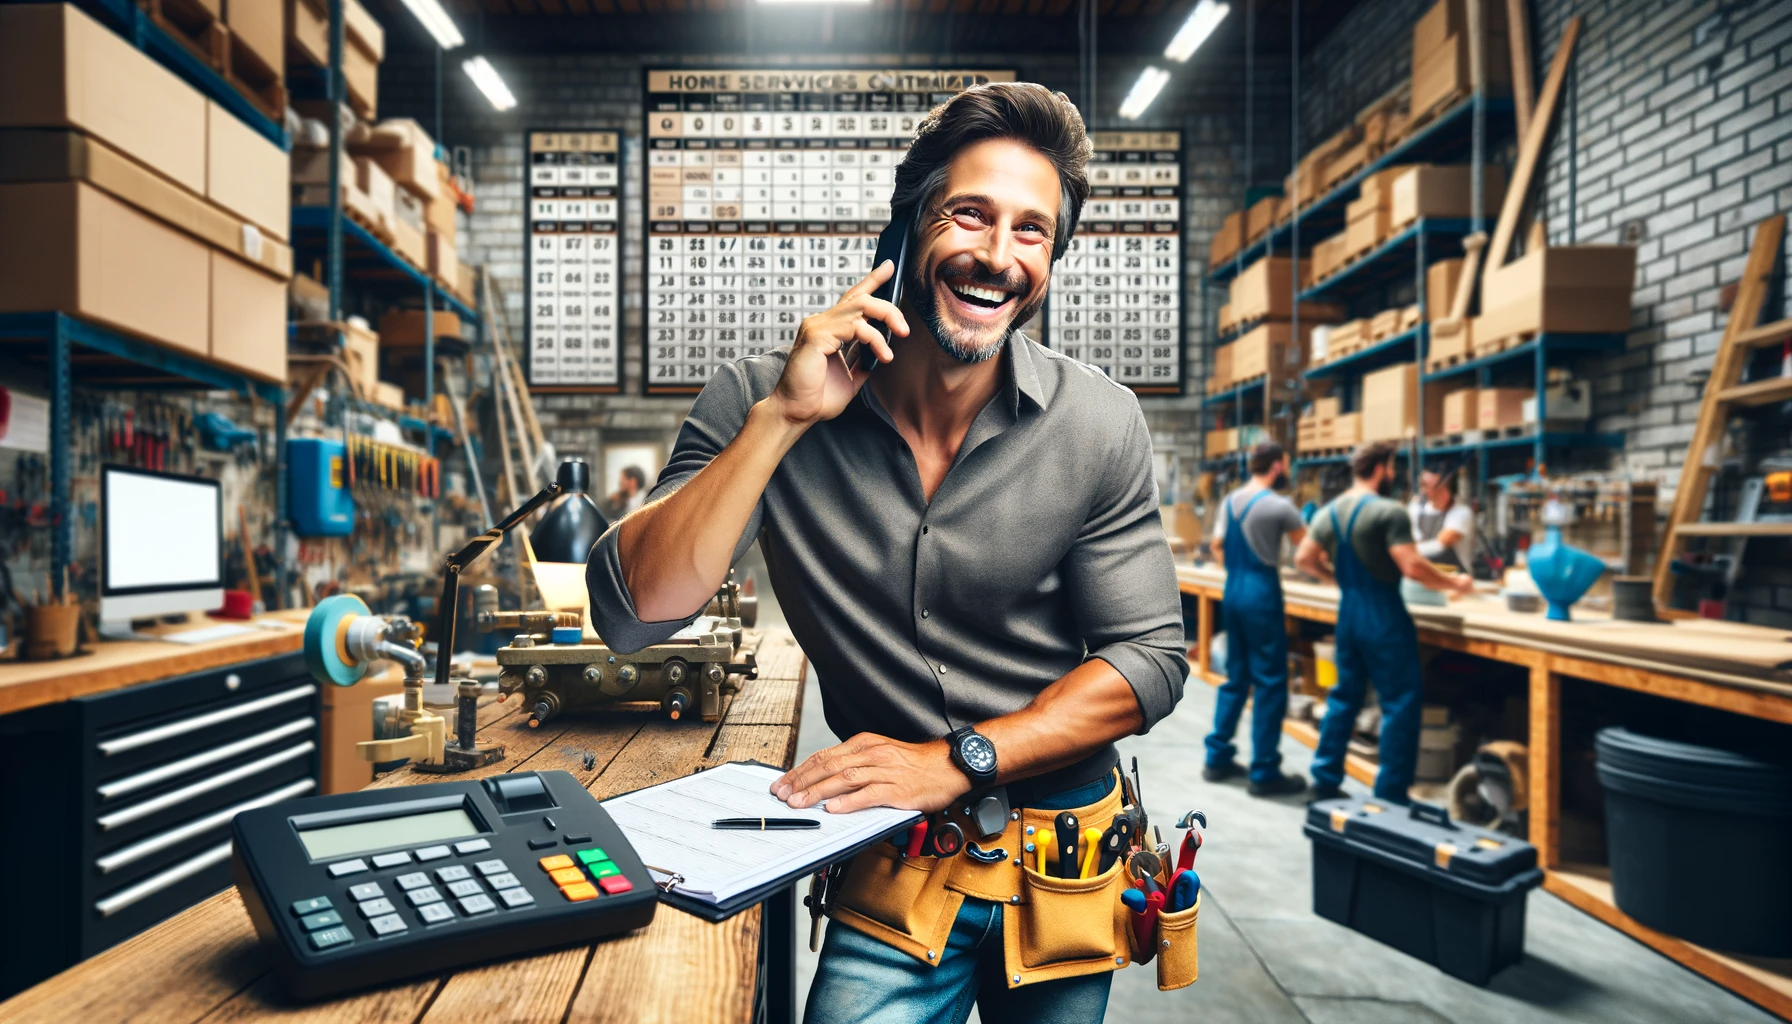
[1036,827,1055,874]
[1078,826,1103,878]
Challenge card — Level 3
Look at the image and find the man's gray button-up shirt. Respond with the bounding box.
[587,334,1186,755]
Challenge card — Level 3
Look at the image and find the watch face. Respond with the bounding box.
[959,733,997,775]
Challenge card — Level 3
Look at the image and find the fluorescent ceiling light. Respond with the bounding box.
[463,57,517,111]
[396,0,464,49]
[1119,67,1171,120]
[1164,0,1229,62]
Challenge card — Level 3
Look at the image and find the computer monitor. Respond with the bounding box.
[99,464,224,633]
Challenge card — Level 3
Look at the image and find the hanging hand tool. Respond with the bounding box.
[1035,827,1055,874]
[1053,812,1080,879]
[1174,810,1207,874]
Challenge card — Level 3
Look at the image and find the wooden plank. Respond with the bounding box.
[1528,665,1560,870]
[1737,316,1792,349]
[1195,592,1213,678]
[0,889,267,1024]
[1545,652,1792,726]
[1674,522,1792,537]
[1281,718,1376,787]
[1716,375,1792,408]
[707,722,801,768]
[1483,16,1580,275]
[421,947,589,1023]
[1654,215,1786,606]
[568,905,760,1024]
[1546,867,1792,1022]
[1505,0,1534,138]
[195,972,441,1023]
[0,612,305,716]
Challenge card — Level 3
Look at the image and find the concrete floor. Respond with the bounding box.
[738,549,1777,1022]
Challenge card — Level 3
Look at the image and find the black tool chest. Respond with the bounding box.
[1304,797,1543,985]
[0,652,320,998]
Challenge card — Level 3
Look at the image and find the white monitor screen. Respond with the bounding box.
[103,468,222,593]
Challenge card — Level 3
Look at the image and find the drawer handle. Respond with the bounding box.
[97,741,316,831]
[96,778,315,875]
[98,684,316,756]
[98,717,316,802]
[94,841,234,919]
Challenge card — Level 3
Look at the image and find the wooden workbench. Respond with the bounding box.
[1178,564,1792,1020]
[0,610,309,716]
[0,628,810,1024]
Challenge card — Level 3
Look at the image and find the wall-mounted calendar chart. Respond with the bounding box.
[642,69,1014,395]
[527,130,622,390]
[1044,131,1184,394]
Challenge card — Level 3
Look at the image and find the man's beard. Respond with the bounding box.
[1270,471,1289,490]
[1376,475,1395,498]
[911,254,1045,365]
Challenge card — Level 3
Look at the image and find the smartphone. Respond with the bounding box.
[843,209,912,372]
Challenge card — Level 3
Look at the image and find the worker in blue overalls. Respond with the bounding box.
[1295,441,1473,803]
[1205,441,1309,797]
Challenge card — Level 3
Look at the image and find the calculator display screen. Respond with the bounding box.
[297,807,483,861]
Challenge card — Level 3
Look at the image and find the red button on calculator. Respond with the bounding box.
[597,875,633,895]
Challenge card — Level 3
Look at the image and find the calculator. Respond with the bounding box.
[232,770,657,999]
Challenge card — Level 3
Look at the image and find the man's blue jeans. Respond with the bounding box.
[803,774,1117,1024]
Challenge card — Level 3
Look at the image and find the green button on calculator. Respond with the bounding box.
[588,860,620,879]
[576,848,609,865]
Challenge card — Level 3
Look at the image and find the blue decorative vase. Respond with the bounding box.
[1529,503,1607,622]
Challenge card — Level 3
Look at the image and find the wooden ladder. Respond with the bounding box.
[1652,214,1792,607]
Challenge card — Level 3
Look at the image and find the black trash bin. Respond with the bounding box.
[1595,726,1792,957]
[1305,797,1542,985]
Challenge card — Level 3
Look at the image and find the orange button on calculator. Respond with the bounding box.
[538,854,575,872]
[548,867,585,886]
[560,881,599,902]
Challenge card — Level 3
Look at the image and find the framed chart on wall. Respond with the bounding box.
[642,68,1015,395]
[526,130,623,391]
[1043,130,1184,395]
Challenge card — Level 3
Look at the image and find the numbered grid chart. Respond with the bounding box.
[527,131,622,389]
[1044,131,1184,393]
[643,69,1013,393]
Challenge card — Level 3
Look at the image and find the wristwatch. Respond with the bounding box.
[946,726,999,786]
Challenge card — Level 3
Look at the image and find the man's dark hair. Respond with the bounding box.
[1351,441,1400,480]
[620,466,646,487]
[1248,441,1286,477]
[890,82,1093,261]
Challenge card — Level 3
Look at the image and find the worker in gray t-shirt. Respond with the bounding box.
[1204,441,1308,797]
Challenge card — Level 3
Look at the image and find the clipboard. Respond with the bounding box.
[603,760,924,923]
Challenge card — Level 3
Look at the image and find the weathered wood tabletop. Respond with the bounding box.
[0,629,810,1024]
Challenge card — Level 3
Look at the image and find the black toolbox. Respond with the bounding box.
[1304,797,1543,985]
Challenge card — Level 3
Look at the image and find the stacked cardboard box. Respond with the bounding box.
[1477,387,1531,430]
[1360,363,1444,442]
[284,0,380,116]
[1214,321,1311,392]
[1411,0,1510,122]
[1206,343,1234,395]
[349,119,438,270]
[1227,257,1346,324]
[0,3,289,382]
[1440,387,1477,434]
[1209,211,1243,268]
[1472,246,1636,353]
[1245,195,1281,243]
[1389,164,1507,232]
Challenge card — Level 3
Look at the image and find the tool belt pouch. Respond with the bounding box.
[1153,894,1201,991]
[830,842,962,964]
[998,781,1133,986]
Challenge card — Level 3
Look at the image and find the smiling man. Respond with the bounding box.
[587,83,1185,1023]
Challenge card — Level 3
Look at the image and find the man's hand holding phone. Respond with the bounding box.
[767,260,909,428]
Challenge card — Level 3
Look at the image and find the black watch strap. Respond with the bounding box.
[948,726,998,784]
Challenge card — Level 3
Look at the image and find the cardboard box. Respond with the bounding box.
[1414,0,1508,60]
[1413,29,1511,118]
[1229,256,1305,322]
[1329,319,1366,355]
[1391,164,1508,231]
[1331,412,1363,448]
[1345,209,1384,260]
[1523,380,1592,423]
[1314,397,1343,420]
[290,272,329,322]
[427,230,456,281]
[1442,388,1478,433]
[1217,303,1235,335]
[210,249,286,382]
[207,101,289,242]
[225,0,284,78]
[393,185,425,231]
[1210,343,1233,392]
[1210,211,1243,267]
[343,42,379,121]
[1370,308,1402,340]
[390,216,426,269]
[1231,321,1311,379]
[1426,258,1464,321]
[1246,195,1281,241]
[287,0,327,66]
[355,156,396,230]
[1,128,292,279]
[456,262,477,303]
[1205,428,1239,458]
[320,667,403,794]
[1428,320,1472,365]
[427,161,458,240]
[1362,363,1420,441]
[379,309,463,347]
[373,381,405,408]
[0,4,207,195]
[345,0,384,58]
[291,144,350,186]
[1476,245,1637,345]
[0,181,209,355]
[340,319,379,393]
[356,119,439,200]
[1313,232,1349,281]
[1477,387,1531,430]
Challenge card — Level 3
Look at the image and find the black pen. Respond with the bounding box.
[713,817,822,830]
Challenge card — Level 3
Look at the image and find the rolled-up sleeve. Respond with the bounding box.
[1062,400,1186,732]
[586,361,767,652]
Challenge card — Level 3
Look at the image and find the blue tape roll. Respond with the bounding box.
[551,626,583,645]
[304,594,372,687]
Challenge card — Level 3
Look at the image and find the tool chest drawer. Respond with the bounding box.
[0,651,320,999]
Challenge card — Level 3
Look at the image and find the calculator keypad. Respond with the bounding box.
[446,879,485,899]
[418,902,455,924]
[406,887,444,907]
[356,898,396,919]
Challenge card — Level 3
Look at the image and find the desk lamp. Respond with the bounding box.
[527,458,610,624]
